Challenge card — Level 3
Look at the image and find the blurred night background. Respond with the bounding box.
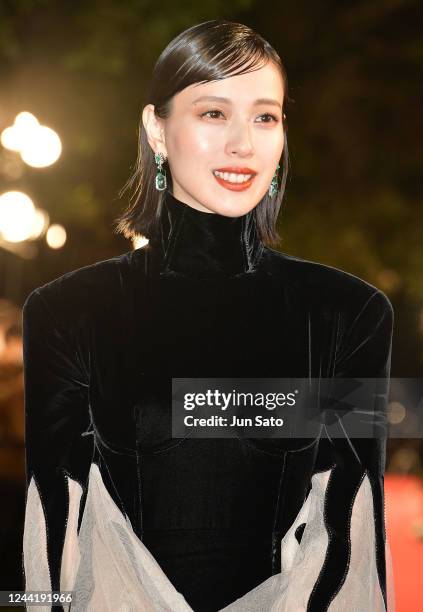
[0,1,421,610]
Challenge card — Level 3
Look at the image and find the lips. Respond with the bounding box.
[212,170,257,192]
[214,167,257,175]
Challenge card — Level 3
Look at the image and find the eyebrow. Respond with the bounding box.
[192,95,282,109]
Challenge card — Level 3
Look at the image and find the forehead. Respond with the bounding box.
[175,62,284,108]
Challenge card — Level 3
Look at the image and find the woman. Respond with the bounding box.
[22,20,395,612]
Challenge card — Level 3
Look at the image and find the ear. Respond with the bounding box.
[142,104,167,157]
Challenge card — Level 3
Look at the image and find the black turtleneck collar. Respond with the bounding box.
[147,189,264,279]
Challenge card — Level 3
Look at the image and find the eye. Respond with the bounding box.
[256,113,279,124]
[200,109,225,120]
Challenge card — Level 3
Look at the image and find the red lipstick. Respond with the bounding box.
[212,167,257,192]
[214,167,257,174]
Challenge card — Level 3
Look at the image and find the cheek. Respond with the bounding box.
[170,119,219,159]
[167,128,222,186]
[256,129,284,158]
[256,131,285,175]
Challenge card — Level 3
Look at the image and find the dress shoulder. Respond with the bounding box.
[23,248,138,327]
[263,247,393,318]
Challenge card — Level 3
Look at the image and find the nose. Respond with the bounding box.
[224,119,254,158]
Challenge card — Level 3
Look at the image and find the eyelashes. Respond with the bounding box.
[199,110,280,124]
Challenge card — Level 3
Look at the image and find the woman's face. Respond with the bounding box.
[149,61,285,217]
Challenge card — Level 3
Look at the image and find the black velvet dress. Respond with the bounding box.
[22,189,394,611]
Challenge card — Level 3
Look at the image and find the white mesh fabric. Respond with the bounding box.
[327,473,385,611]
[23,462,394,611]
[23,476,52,612]
[222,469,392,612]
[70,462,192,611]
[60,476,83,593]
[221,470,331,612]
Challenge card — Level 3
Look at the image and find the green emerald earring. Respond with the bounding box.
[268,163,281,197]
[154,152,167,191]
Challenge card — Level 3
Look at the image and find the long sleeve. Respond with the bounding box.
[291,288,395,612]
[316,288,394,611]
[22,288,95,611]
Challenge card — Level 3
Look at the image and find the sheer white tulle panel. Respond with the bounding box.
[23,477,51,610]
[23,463,395,611]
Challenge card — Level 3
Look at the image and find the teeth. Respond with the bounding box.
[213,170,253,183]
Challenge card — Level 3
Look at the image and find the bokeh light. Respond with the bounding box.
[1,111,62,168]
[20,125,62,167]
[1,112,39,152]
[0,191,37,242]
[27,208,50,240]
[46,223,66,249]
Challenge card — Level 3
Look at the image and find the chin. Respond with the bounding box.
[208,204,244,218]
[217,198,261,218]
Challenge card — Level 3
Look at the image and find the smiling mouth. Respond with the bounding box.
[212,170,256,184]
[212,170,257,191]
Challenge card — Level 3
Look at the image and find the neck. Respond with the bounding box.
[147,190,264,279]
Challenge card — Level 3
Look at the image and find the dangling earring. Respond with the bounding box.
[154,152,167,191]
[268,163,281,197]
